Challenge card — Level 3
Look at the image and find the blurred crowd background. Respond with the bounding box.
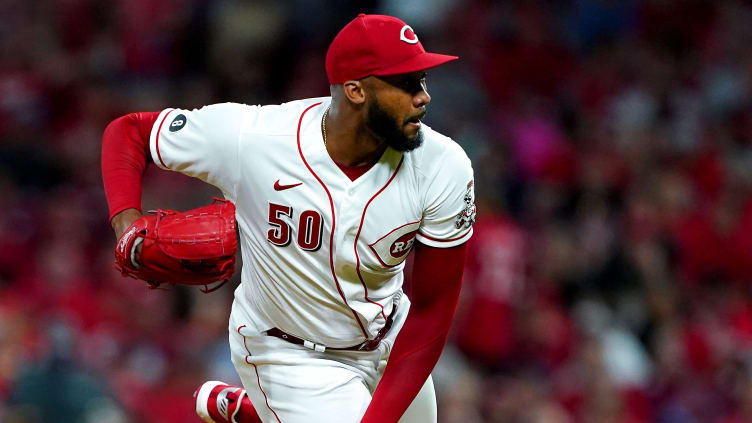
[2,0,752,422]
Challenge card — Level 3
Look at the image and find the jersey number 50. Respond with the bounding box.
[267,203,323,251]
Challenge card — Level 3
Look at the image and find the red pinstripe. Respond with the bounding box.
[237,325,283,423]
[296,102,368,338]
[154,109,174,168]
[353,156,404,320]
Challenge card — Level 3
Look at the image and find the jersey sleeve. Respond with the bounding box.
[416,142,476,248]
[149,103,253,198]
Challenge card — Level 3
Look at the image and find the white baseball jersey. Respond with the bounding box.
[149,97,475,348]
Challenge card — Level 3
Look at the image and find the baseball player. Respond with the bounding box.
[101,14,475,423]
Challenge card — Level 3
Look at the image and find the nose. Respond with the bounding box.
[414,89,430,108]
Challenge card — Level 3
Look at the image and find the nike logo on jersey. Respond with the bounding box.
[274,180,303,191]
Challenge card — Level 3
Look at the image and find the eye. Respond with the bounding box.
[400,75,427,93]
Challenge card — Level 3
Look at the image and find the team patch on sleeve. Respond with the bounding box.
[454,180,476,229]
[169,114,187,132]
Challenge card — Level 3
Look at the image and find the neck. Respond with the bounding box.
[324,105,387,166]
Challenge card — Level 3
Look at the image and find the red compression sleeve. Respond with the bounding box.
[101,112,159,221]
[361,241,467,423]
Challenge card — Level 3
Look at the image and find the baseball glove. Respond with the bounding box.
[115,198,237,292]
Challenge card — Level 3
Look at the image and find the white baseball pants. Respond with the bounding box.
[229,294,437,423]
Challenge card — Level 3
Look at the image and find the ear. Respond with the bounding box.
[342,80,366,105]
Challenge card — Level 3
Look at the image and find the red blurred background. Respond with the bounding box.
[2,1,752,422]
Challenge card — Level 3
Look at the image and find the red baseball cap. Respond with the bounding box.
[325,14,458,84]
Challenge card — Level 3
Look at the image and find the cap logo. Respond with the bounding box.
[399,25,419,44]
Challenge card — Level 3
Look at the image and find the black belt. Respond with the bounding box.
[266,306,396,352]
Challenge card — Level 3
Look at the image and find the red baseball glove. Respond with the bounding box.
[115,198,237,292]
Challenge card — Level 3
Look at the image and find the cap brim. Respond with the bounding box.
[372,52,458,77]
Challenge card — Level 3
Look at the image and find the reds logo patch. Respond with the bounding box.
[389,230,418,258]
[455,180,476,229]
[368,220,422,268]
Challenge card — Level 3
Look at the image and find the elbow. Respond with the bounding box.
[102,114,130,145]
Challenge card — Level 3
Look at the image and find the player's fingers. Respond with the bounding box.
[135,242,143,266]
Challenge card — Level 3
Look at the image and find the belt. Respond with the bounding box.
[266,306,396,353]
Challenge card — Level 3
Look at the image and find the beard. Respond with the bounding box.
[365,97,424,152]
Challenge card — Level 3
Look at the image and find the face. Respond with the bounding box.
[363,71,430,152]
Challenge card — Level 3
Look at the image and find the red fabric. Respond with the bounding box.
[236,392,261,423]
[325,14,457,84]
[101,112,159,221]
[335,161,374,181]
[207,384,261,423]
[361,241,467,423]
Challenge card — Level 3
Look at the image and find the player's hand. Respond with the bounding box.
[113,199,237,289]
[112,208,144,264]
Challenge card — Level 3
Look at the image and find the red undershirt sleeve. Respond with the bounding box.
[101,112,160,221]
[360,241,467,423]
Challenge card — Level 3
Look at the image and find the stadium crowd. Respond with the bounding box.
[2,0,752,422]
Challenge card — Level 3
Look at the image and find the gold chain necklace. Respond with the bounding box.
[322,106,330,145]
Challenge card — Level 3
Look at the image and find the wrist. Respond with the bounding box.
[111,208,143,238]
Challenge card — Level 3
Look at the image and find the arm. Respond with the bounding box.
[104,104,248,245]
[361,240,467,423]
[101,111,159,236]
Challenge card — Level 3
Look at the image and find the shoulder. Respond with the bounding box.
[404,124,472,179]
[243,97,330,135]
